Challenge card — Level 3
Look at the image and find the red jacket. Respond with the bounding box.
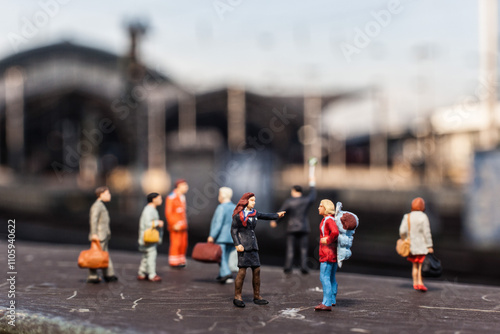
[319,215,339,263]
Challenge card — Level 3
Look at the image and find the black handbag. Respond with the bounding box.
[421,253,442,277]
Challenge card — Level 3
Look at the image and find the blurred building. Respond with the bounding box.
[1,17,500,251]
[0,29,352,219]
[0,37,484,208]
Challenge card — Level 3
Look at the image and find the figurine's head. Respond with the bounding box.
[319,199,335,216]
[218,187,233,204]
[175,179,189,194]
[147,192,162,206]
[96,186,111,202]
[247,196,256,210]
[291,185,302,198]
[411,197,425,212]
[233,192,255,217]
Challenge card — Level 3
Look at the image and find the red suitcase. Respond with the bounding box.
[192,242,222,263]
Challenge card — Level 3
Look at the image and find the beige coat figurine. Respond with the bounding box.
[399,197,434,292]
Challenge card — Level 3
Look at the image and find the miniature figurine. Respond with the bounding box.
[165,179,189,268]
[270,171,316,274]
[138,193,164,282]
[334,202,359,268]
[207,187,236,284]
[399,197,434,292]
[231,192,286,308]
[314,199,339,311]
[87,186,118,283]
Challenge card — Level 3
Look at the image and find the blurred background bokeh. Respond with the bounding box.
[0,0,499,285]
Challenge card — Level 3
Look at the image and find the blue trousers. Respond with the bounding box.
[320,261,338,306]
[219,243,234,277]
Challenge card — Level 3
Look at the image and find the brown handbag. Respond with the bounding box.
[192,242,222,263]
[78,240,109,269]
[396,214,411,257]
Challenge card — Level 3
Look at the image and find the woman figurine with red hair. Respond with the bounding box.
[399,197,434,292]
[231,192,286,308]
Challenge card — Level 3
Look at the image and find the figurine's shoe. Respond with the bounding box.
[253,298,269,305]
[86,277,101,284]
[283,268,292,274]
[219,274,233,284]
[233,299,245,308]
[148,275,162,282]
[314,304,332,311]
[170,264,186,269]
[301,269,309,275]
[104,275,118,283]
[413,284,420,291]
[418,284,428,292]
[137,274,148,281]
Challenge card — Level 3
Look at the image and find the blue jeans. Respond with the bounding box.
[320,261,338,306]
[219,243,233,277]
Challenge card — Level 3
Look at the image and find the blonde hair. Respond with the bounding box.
[219,187,233,201]
[321,199,335,215]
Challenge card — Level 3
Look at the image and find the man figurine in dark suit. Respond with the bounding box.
[87,186,118,283]
[271,171,316,274]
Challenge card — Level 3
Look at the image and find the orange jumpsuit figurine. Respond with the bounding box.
[165,179,189,267]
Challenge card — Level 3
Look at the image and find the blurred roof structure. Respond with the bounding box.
[0,41,173,103]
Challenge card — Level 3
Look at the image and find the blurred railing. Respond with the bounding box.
[279,165,420,190]
[277,165,463,214]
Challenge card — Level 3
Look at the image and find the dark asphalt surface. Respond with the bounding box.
[1,241,500,334]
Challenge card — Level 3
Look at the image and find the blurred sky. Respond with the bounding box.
[0,0,490,135]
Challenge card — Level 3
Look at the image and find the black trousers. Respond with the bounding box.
[284,232,309,271]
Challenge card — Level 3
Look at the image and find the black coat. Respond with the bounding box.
[278,187,316,233]
[231,210,278,251]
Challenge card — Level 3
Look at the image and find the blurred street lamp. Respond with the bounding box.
[4,66,25,171]
[478,0,498,149]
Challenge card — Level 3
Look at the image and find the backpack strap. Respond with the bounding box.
[407,213,411,239]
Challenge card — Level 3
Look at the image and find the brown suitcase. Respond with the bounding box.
[78,240,109,269]
[192,242,222,263]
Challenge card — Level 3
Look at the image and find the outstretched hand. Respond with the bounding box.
[277,211,286,218]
